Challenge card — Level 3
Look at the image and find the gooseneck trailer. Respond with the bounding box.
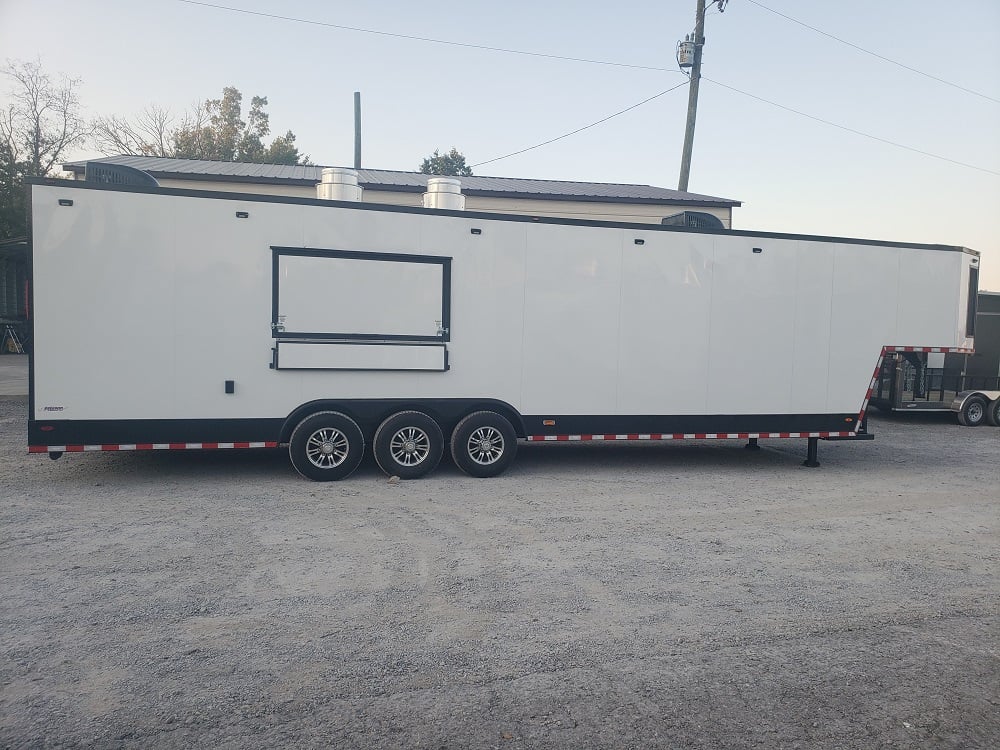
[26,177,981,479]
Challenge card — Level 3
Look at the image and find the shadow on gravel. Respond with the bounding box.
[868,410,958,426]
[54,447,459,482]
[515,440,812,473]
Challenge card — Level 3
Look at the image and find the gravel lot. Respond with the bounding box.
[1,392,998,749]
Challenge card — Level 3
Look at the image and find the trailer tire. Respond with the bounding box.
[987,399,1000,427]
[288,411,365,481]
[450,411,517,478]
[957,395,988,427]
[373,411,444,479]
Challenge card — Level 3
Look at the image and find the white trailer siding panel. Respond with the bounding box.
[31,190,179,419]
[520,224,623,415]
[616,231,714,415]
[171,197,302,419]
[707,235,799,415]
[826,243,900,413]
[789,241,836,414]
[28,182,977,446]
[421,218,527,405]
[897,249,962,346]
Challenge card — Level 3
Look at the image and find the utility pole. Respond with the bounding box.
[354,92,362,169]
[677,0,707,192]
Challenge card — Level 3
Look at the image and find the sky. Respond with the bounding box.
[2,0,999,289]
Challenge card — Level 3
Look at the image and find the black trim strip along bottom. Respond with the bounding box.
[29,411,858,447]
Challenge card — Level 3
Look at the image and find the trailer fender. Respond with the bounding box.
[280,399,526,444]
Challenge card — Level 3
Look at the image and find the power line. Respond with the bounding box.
[172,0,997,176]
[702,76,1000,176]
[475,76,998,176]
[470,81,690,168]
[745,0,1000,105]
[174,0,674,73]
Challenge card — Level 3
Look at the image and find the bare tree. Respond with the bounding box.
[93,105,174,157]
[1,58,88,238]
[0,58,88,176]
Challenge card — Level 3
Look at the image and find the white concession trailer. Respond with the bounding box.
[26,177,981,479]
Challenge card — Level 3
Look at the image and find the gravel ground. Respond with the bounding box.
[1,394,998,749]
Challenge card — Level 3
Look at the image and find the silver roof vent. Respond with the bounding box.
[316,167,363,202]
[422,177,465,210]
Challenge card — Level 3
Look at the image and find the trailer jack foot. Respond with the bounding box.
[48,451,63,461]
[802,437,820,468]
[745,438,760,451]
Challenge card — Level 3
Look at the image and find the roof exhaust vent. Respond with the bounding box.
[423,177,465,210]
[316,167,363,202]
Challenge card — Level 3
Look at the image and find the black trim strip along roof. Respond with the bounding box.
[28,177,976,255]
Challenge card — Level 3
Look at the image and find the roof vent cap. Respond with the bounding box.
[423,177,465,210]
[317,167,363,202]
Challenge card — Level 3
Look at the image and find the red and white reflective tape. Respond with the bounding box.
[887,346,974,354]
[858,350,887,424]
[28,441,278,454]
[526,431,855,442]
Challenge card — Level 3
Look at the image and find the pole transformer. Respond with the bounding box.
[677,0,707,192]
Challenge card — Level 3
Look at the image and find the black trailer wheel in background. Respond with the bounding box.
[373,411,444,479]
[289,411,365,481]
[450,411,518,478]
[957,395,988,427]
[987,399,1000,427]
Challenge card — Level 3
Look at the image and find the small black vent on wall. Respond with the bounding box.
[966,267,979,337]
[661,211,725,230]
[85,162,159,187]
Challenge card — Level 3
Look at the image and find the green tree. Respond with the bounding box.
[1,59,88,238]
[264,130,305,164]
[0,140,23,240]
[171,87,309,164]
[419,148,473,176]
[95,86,311,166]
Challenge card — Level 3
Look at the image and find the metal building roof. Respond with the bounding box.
[63,156,741,207]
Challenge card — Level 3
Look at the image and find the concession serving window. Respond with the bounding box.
[270,247,452,371]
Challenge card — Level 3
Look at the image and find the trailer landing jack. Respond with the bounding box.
[803,437,820,468]
[807,423,876,467]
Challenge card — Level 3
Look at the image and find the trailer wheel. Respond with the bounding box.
[450,411,517,478]
[957,395,988,427]
[987,399,1000,427]
[288,411,365,481]
[373,411,444,479]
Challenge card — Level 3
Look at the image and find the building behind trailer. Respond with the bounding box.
[62,156,743,229]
